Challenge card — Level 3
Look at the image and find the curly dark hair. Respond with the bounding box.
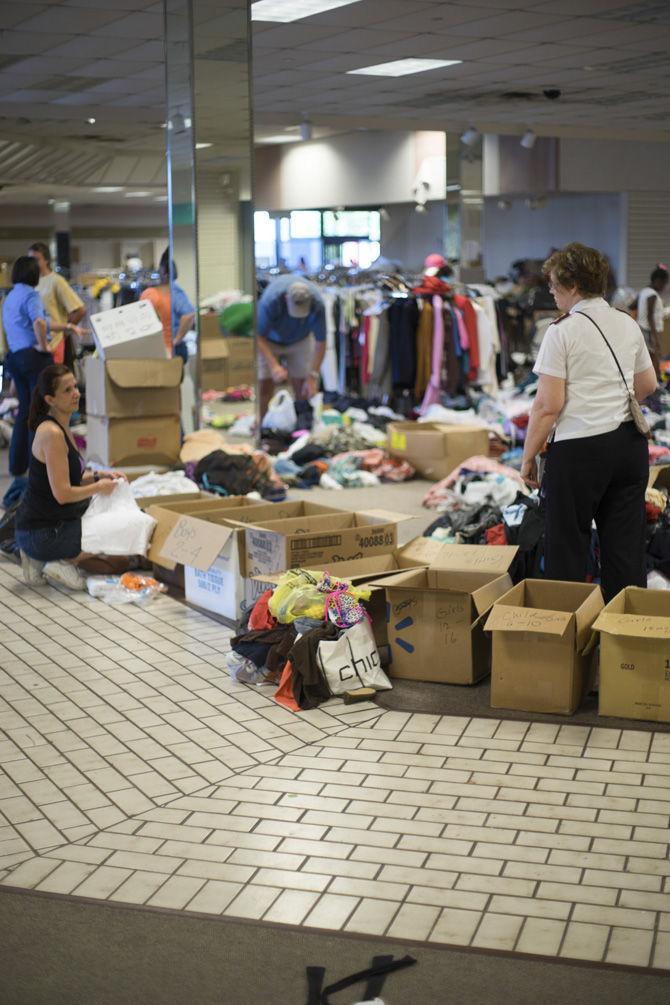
[542,242,610,298]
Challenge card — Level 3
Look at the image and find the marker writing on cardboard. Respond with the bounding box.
[394,597,417,616]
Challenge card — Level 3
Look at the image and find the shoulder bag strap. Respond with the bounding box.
[573,309,630,393]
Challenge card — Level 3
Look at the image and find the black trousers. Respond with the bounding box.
[543,421,648,603]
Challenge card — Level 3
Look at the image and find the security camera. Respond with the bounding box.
[543,88,561,100]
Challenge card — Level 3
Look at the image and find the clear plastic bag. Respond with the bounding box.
[86,572,167,606]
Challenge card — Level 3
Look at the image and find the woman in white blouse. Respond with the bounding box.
[521,242,657,602]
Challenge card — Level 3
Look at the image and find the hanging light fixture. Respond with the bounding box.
[520,130,537,149]
[460,127,479,146]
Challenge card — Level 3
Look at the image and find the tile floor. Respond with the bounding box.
[1,557,670,972]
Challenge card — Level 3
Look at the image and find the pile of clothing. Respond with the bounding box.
[180,429,286,500]
[227,570,391,711]
[129,470,199,499]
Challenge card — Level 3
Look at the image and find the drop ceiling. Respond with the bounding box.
[0,0,669,205]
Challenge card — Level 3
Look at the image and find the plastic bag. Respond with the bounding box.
[81,480,156,556]
[317,621,392,696]
[269,570,328,623]
[86,572,167,606]
[261,389,297,432]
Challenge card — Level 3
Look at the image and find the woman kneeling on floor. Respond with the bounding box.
[16,364,126,589]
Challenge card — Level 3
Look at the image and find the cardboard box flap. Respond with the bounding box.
[648,465,670,491]
[471,574,514,619]
[159,514,233,571]
[593,611,670,640]
[105,358,183,390]
[484,605,574,637]
[201,340,229,360]
[574,586,605,651]
[430,543,518,575]
[357,509,412,525]
[397,536,449,567]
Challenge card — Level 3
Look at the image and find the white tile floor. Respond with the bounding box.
[1,557,670,971]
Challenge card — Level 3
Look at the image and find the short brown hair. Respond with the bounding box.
[542,242,609,297]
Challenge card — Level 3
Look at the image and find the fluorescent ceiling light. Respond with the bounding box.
[196,142,212,149]
[154,195,168,202]
[252,0,362,22]
[348,58,461,77]
[125,191,151,198]
[93,186,123,193]
[257,135,301,144]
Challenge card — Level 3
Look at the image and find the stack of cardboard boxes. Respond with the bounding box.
[87,301,182,468]
[200,313,255,392]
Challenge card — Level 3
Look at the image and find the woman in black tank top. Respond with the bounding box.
[15,364,125,588]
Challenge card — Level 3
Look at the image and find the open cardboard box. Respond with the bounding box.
[387,421,489,481]
[371,544,518,684]
[594,586,670,723]
[158,505,408,624]
[485,579,603,714]
[85,357,183,418]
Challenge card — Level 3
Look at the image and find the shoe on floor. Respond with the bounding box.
[43,561,87,591]
[20,551,45,586]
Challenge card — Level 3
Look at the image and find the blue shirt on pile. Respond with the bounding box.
[257,274,325,346]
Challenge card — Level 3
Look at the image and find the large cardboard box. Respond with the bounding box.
[242,509,407,581]
[155,501,342,620]
[486,580,603,714]
[159,505,405,623]
[200,334,255,390]
[372,544,518,684]
[594,587,670,723]
[86,415,180,467]
[387,422,490,481]
[201,340,229,392]
[90,300,167,361]
[85,357,182,418]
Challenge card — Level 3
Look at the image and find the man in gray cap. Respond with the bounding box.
[256,274,326,419]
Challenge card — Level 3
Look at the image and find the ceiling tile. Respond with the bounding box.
[89,12,162,39]
[16,7,122,33]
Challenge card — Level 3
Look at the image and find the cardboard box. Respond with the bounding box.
[86,415,180,467]
[90,300,167,361]
[243,509,408,580]
[199,313,221,341]
[486,580,603,714]
[85,357,182,418]
[151,501,340,619]
[594,587,670,723]
[200,334,255,390]
[145,496,265,595]
[159,505,405,623]
[387,422,490,481]
[201,340,229,392]
[371,544,518,684]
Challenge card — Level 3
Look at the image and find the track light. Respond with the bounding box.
[520,130,537,149]
[299,120,312,141]
[460,127,479,146]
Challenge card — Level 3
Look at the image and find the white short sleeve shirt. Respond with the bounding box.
[533,297,653,442]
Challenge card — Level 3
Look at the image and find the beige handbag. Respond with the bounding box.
[575,311,651,439]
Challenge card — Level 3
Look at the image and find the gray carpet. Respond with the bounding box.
[376,677,670,733]
[2,887,670,1005]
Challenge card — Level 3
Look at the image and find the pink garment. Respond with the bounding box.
[419,295,446,414]
[454,307,469,351]
[422,455,525,509]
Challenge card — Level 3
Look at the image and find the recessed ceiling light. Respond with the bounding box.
[251,0,362,22]
[125,191,151,198]
[86,117,96,125]
[93,186,123,193]
[195,142,212,149]
[348,58,461,77]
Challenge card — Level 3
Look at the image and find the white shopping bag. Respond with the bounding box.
[81,480,156,556]
[317,620,392,696]
[261,388,297,432]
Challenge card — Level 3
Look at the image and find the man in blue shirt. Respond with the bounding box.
[256,274,326,418]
